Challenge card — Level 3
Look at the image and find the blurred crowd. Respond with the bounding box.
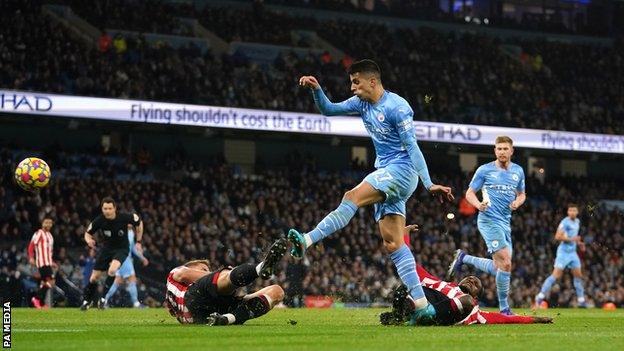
[1,145,623,309]
[1,1,623,134]
[257,0,605,36]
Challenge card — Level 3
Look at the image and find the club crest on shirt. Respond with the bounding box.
[377,113,385,122]
[492,240,499,248]
[512,174,519,181]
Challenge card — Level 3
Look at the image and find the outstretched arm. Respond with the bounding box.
[27,240,36,265]
[130,240,148,266]
[299,76,360,116]
[394,106,453,201]
[172,266,209,284]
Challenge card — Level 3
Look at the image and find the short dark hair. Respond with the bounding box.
[568,203,579,209]
[348,59,381,79]
[101,197,116,207]
[42,215,54,222]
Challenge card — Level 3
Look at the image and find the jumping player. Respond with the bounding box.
[290,59,454,324]
[535,204,587,307]
[28,216,55,308]
[81,197,143,310]
[447,136,526,315]
[165,238,287,326]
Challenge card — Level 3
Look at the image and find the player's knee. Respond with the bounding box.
[383,240,400,253]
[269,285,285,302]
[90,271,101,282]
[343,189,356,203]
[499,261,512,272]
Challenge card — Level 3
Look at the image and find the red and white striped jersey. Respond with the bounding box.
[28,229,54,268]
[416,265,535,325]
[417,265,470,317]
[164,267,194,324]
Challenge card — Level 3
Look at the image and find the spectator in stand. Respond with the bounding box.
[98,30,112,53]
[1,144,622,308]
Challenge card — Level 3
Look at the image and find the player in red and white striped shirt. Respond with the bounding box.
[164,238,287,326]
[380,225,553,325]
[27,216,55,309]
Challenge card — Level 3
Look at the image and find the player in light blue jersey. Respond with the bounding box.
[535,204,587,308]
[447,136,526,315]
[103,226,149,308]
[289,59,454,325]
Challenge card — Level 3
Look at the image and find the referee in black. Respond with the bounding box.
[80,197,143,310]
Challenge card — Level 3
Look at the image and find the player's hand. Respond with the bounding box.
[404,224,419,235]
[533,316,554,324]
[477,201,489,212]
[29,258,36,266]
[135,242,143,254]
[578,242,586,252]
[428,184,454,203]
[299,76,320,90]
[51,261,59,270]
[141,258,149,267]
[85,237,96,248]
[509,200,521,210]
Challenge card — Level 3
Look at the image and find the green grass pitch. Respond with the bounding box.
[11,308,624,351]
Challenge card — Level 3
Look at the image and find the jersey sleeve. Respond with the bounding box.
[516,167,526,192]
[468,166,486,192]
[392,105,434,190]
[86,217,100,235]
[31,230,41,244]
[27,237,37,259]
[312,88,360,116]
[557,218,566,231]
[127,213,141,226]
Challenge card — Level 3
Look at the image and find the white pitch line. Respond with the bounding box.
[13,329,87,332]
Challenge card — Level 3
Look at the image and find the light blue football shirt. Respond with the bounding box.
[312,88,433,189]
[469,161,526,226]
[557,217,580,253]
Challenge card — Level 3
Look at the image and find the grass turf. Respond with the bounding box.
[11,308,624,351]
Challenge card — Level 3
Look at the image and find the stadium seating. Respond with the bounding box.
[1,146,622,308]
[2,1,623,134]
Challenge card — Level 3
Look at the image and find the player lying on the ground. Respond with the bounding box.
[380,225,552,326]
[164,238,287,326]
[380,265,553,326]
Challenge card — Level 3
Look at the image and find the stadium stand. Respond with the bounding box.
[1,0,622,134]
[1,145,622,308]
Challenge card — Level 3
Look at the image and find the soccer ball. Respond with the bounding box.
[14,157,51,192]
